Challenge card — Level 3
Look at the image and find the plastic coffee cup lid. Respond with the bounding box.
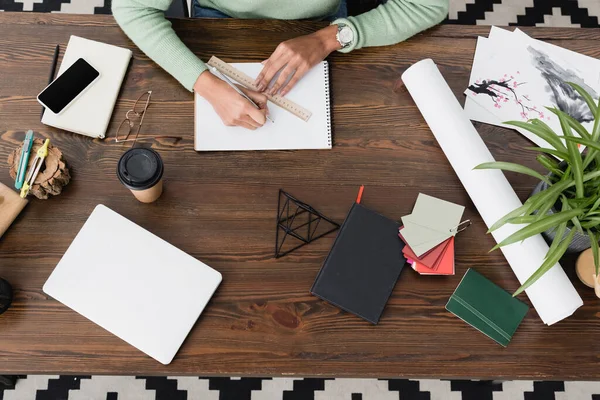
[117,148,164,191]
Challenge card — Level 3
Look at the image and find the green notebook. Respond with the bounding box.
[446,269,529,347]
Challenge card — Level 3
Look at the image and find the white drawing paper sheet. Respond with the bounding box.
[467,37,592,131]
[402,59,583,325]
[464,27,599,153]
[464,37,545,148]
[194,62,331,151]
[509,28,600,88]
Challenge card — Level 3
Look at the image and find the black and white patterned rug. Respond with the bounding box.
[0,0,599,27]
[3,376,600,400]
[2,0,600,399]
[447,0,600,27]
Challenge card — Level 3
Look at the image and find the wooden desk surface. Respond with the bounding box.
[1,13,600,380]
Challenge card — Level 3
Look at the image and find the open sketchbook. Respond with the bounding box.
[194,62,331,151]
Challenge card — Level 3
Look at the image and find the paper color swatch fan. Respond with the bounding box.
[275,190,340,258]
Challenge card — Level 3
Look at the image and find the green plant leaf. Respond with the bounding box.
[560,194,584,234]
[587,197,600,216]
[536,154,563,177]
[560,136,600,152]
[560,135,600,171]
[589,230,600,276]
[487,173,585,235]
[580,218,600,229]
[474,162,551,184]
[555,109,584,198]
[525,146,571,162]
[547,222,567,257]
[526,116,572,153]
[534,195,557,221]
[572,217,584,234]
[545,195,570,256]
[592,96,600,141]
[594,95,600,127]
[568,82,598,116]
[524,178,575,216]
[487,203,532,233]
[583,96,600,169]
[583,170,600,182]
[490,209,584,252]
[545,105,599,172]
[546,108,591,140]
[566,196,597,210]
[530,117,561,135]
[584,150,597,170]
[513,229,576,296]
[504,120,568,153]
[507,216,539,224]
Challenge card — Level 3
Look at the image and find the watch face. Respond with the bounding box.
[339,26,353,44]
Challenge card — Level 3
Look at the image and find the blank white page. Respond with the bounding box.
[195,62,331,151]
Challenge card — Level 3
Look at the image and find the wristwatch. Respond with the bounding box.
[335,23,354,49]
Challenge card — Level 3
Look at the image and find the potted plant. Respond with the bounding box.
[475,83,600,296]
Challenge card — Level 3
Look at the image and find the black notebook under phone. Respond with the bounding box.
[310,202,405,324]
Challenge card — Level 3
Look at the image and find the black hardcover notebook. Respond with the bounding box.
[310,203,405,324]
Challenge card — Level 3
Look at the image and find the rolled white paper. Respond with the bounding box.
[401,59,583,325]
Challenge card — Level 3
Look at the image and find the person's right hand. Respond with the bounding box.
[194,70,268,130]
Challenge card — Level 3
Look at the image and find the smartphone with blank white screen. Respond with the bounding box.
[37,58,100,115]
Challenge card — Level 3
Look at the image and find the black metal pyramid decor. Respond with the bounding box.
[0,278,12,316]
[275,189,340,258]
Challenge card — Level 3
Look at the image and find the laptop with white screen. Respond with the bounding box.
[43,204,222,364]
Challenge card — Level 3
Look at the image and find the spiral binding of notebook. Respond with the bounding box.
[323,61,332,148]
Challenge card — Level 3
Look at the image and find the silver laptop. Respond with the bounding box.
[43,204,222,365]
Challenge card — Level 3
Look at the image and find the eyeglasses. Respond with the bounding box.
[115,91,182,144]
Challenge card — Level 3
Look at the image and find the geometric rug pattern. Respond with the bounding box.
[1,0,599,28]
[447,0,600,27]
[3,376,600,400]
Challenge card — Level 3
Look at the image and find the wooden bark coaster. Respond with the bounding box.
[7,138,70,200]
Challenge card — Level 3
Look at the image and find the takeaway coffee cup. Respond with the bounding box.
[117,148,164,203]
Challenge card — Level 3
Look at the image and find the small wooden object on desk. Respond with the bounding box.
[0,182,28,238]
[7,138,70,200]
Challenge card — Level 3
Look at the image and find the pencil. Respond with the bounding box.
[40,44,59,120]
[209,65,275,124]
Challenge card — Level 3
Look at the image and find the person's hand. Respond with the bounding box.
[194,71,268,130]
[254,25,341,97]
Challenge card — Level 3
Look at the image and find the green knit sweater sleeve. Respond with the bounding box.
[112,0,207,91]
[332,0,449,53]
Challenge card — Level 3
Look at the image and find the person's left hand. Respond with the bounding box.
[254,25,340,97]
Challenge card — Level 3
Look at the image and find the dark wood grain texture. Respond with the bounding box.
[1,13,600,380]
